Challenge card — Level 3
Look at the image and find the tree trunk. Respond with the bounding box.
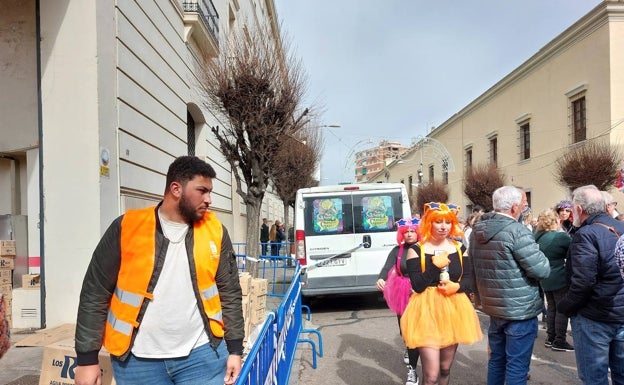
[246,200,262,259]
[282,204,290,236]
[282,203,293,257]
[245,198,262,278]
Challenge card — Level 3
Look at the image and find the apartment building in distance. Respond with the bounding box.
[354,141,408,183]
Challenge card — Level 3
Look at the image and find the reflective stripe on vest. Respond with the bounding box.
[193,215,225,338]
[103,206,224,356]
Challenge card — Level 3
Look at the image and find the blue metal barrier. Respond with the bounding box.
[234,264,323,385]
[234,242,297,297]
[275,266,322,378]
[235,312,276,385]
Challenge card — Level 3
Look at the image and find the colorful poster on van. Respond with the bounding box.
[362,195,394,230]
[313,198,343,233]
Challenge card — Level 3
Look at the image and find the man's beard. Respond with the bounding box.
[573,214,581,228]
[179,192,203,224]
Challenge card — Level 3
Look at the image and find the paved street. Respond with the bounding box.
[0,293,582,385]
[291,293,579,385]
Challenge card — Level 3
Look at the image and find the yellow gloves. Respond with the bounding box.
[431,251,450,269]
[437,280,460,296]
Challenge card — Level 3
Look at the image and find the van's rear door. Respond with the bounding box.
[301,191,359,291]
[349,189,404,288]
[301,187,406,295]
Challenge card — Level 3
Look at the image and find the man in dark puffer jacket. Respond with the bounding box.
[469,185,550,385]
[558,185,624,385]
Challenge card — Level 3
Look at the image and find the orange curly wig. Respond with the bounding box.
[417,202,463,242]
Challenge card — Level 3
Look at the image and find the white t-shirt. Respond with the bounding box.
[131,211,210,358]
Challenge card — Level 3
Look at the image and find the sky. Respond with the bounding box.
[274,0,602,185]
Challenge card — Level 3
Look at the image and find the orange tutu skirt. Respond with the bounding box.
[400,287,483,349]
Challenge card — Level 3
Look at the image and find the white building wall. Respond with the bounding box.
[40,1,103,326]
[609,20,624,147]
[0,0,302,327]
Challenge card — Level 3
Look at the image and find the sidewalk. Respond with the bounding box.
[0,296,295,385]
[0,328,43,385]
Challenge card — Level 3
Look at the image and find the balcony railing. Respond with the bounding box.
[182,0,219,47]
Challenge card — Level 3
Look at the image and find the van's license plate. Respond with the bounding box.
[324,258,347,267]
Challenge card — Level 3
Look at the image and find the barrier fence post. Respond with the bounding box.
[235,263,323,385]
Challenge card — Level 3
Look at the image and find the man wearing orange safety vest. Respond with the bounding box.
[75,156,244,385]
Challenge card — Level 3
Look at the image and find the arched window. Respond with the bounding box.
[187,110,196,156]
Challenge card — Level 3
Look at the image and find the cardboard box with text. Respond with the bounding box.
[0,240,16,256]
[39,338,116,385]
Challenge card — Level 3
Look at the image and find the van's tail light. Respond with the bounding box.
[295,229,306,266]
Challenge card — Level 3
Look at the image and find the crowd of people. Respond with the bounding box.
[378,184,624,385]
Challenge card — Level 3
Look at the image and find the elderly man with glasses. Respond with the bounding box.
[559,185,624,385]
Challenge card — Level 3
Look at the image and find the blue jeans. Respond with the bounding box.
[487,316,537,385]
[571,314,624,385]
[111,342,228,385]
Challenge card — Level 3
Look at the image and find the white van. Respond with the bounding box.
[294,183,412,297]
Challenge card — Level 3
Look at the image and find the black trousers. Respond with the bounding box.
[545,287,570,344]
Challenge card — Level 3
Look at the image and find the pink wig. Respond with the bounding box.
[396,217,420,244]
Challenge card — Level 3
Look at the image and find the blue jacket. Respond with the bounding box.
[558,213,624,322]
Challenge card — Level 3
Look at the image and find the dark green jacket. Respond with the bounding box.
[469,212,550,320]
[534,230,571,292]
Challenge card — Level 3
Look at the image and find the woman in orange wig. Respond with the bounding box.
[400,202,482,385]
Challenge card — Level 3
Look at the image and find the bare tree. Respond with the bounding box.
[272,126,321,232]
[199,24,312,257]
[414,181,449,215]
[555,141,623,192]
[464,163,506,211]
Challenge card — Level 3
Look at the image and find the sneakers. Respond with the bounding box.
[406,365,419,385]
[551,341,574,352]
[403,349,409,365]
[544,338,553,348]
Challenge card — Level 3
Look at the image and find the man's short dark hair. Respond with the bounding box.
[165,156,216,193]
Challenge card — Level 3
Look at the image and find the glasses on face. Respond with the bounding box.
[610,202,618,207]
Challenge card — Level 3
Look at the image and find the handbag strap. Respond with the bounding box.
[418,240,463,281]
[395,244,405,276]
[592,222,620,238]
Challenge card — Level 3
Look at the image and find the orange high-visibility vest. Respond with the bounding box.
[102,206,224,356]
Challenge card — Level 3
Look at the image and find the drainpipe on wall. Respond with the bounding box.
[35,0,46,328]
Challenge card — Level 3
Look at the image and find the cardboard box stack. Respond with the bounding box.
[0,240,15,328]
[239,272,269,343]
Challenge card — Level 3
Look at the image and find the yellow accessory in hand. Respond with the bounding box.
[437,280,460,296]
[431,251,450,269]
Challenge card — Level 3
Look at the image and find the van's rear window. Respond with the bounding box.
[312,198,344,233]
[303,191,402,236]
[361,195,395,231]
